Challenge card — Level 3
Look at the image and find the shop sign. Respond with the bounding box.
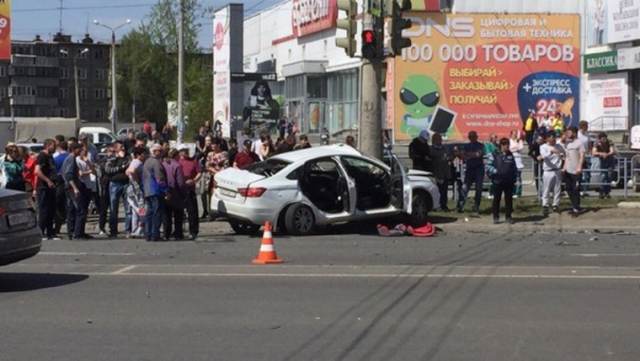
[584,51,618,73]
[291,0,337,37]
[585,72,628,130]
[607,0,640,43]
[393,13,581,141]
[617,46,640,70]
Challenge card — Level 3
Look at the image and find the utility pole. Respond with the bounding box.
[110,31,117,134]
[359,61,383,159]
[61,48,88,134]
[74,57,81,131]
[359,6,383,159]
[94,19,131,134]
[177,0,185,144]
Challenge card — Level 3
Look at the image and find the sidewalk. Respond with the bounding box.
[432,206,640,233]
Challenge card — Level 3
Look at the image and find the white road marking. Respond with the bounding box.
[570,253,640,257]
[110,265,138,274]
[39,252,135,256]
[84,272,640,280]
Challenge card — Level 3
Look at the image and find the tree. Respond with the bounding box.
[117,0,213,139]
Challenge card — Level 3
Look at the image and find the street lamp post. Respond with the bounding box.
[94,18,131,134]
[60,47,89,134]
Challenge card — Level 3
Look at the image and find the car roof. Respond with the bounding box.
[16,143,43,147]
[79,126,112,133]
[271,144,362,163]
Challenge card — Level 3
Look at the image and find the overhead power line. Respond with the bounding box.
[14,3,155,13]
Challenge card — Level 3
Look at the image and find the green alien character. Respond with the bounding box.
[400,74,440,138]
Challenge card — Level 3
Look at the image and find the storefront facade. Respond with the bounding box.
[239,0,585,141]
[242,0,363,136]
[583,0,640,133]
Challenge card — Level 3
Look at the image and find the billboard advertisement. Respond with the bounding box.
[393,13,581,141]
[213,7,231,137]
[0,0,10,60]
[241,80,281,130]
[586,0,640,46]
[607,0,640,43]
[585,72,628,130]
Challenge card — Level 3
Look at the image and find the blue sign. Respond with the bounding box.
[517,72,580,128]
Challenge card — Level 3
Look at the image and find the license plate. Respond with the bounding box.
[8,212,32,227]
[220,188,236,198]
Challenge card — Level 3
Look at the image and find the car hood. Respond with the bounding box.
[214,168,266,190]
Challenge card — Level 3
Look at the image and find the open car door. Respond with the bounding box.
[389,154,412,214]
[299,157,352,216]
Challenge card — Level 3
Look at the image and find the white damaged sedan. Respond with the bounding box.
[211,144,440,235]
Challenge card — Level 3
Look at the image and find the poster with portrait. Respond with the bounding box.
[586,0,608,47]
[242,80,281,132]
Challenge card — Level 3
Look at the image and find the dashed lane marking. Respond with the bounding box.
[110,265,138,274]
[39,252,136,256]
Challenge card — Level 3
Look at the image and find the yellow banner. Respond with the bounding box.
[394,13,581,141]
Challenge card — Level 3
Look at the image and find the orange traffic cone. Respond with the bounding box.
[252,222,283,264]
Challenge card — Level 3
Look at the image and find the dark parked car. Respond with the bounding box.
[0,189,41,265]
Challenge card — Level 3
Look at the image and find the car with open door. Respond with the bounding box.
[211,144,440,235]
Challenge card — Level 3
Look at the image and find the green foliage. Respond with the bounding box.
[117,0,212,139]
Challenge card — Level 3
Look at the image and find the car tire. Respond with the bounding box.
[229,220,260,235]
[284,203,316,236]
[409,191,432,227]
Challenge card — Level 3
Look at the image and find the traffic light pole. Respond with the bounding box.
[359,59,383,160]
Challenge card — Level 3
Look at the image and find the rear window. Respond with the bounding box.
[246,158,291,177]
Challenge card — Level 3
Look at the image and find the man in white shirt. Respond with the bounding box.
[577,120,591,196]
[563,127,586,216]
[539,133,565,215]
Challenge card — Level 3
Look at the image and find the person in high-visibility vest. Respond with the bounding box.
[552,112,564,136]
[523,111,538,146]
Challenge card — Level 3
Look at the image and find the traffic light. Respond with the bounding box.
[361,28,378,60]
[336,0,357,57]
[390,0,412,55]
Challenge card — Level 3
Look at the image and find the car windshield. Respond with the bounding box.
[246,158,291,177]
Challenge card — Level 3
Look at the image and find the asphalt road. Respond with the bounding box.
[2,222,640,361]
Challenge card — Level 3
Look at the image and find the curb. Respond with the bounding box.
[437,222,640,233]
[618,202,640,209]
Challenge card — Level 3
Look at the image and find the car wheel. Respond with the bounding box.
[409,191,432,227]
[284,204,316,236]
[229,220,260,235]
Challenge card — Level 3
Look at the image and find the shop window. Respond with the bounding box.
[285,75,305,99]
[307,77,326,98]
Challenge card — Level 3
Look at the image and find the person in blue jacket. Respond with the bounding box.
[486,138,518,224]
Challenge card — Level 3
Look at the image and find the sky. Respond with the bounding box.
[12,0,283,49]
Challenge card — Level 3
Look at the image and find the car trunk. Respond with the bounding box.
[214,168,265,203]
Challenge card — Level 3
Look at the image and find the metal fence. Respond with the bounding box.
[447,155,640,203]
[531,155,640,200]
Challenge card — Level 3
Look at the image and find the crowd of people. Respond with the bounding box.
[409,118,617,224]
[0,114,621,234]
[0,121,331,241]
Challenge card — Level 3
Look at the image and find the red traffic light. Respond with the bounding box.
[362,30,375,44]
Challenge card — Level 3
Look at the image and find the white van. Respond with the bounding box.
[78,126,117,149]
